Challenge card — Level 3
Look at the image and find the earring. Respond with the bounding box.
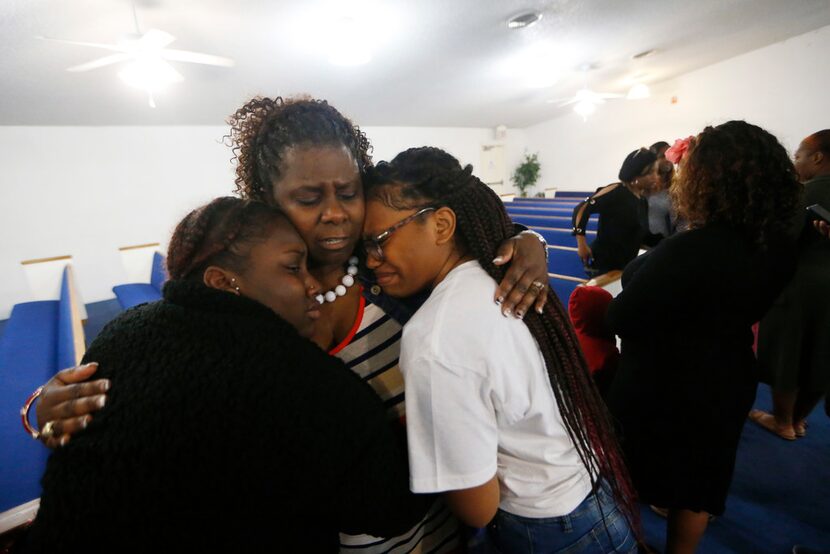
[230,278,241,295]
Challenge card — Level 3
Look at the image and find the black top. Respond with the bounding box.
[605,223,796,514]
[571,183,650,273]
[758,174,830,394]
[24,280,428,554]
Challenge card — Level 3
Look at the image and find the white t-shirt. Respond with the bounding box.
[400,260,592,518]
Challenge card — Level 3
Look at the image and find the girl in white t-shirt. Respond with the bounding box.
[361,147,640,553]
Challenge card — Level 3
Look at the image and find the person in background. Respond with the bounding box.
[568,286,619,397]
[606,121,801,554]
[571,148,660,277]
[649,141,670,158]
[752,129,830,439]
[23,198,430,553]
[645,140,676,241]
[363,147,640,553]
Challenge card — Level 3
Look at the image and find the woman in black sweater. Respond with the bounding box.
[605,121,802,554]
[23,198,428,553]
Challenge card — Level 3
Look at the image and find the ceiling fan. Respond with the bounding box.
[548,87,624,118]
[546,65,650,120]
[37,4,234,108]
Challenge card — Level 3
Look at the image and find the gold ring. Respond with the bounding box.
[41,420,57,440]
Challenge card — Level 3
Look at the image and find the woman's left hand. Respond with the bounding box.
[493,231,549,318]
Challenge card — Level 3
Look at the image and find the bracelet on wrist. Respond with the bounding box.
[20,386,44,440]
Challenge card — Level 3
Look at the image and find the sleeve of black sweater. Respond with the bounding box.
[267,339,431,537]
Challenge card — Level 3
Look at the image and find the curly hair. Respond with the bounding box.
[670,120,802,247]
[225,96,373,204]
[364,147,642,541]
[167,197,287,281]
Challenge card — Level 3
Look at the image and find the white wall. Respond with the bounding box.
[364,126,528,194]
[524,24,830,192]
[0,125,523,318]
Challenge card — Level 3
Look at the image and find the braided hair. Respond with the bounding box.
[167,197,287,281]
[365,146,641,537]
[225,96,373,204]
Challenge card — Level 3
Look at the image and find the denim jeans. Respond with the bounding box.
[484,484,637,553]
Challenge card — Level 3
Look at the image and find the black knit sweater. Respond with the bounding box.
[24,280,428,553]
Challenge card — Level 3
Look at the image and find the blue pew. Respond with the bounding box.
[548,275,584,306]
[531,227,597,248]
[112,252,167,310]
[547,247,586,279]
[510,199,581,207]
[555,191,593,199]
[507,206,576,216]
[512,214,598,231]
[0,266,85,512]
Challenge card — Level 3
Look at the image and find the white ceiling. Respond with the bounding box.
[2,0,830,127]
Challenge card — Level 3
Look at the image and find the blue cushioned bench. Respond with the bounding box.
[548,247,586,279]
[554,191,593,199]
[507,206,577,216]
[0,266,85,513]
[112,251,167,310]
[548,275,584,306]
[512,214,599,231]
[531,227,596,249]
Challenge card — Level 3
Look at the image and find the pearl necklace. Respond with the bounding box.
[316,256,359,304]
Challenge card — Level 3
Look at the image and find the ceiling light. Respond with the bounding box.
[627,83,651,99]
[507,12,543,29]
[632,48,658,59]
[119,57,182,91]
[574,99,597,120]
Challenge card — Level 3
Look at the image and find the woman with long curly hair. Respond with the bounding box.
[605,120,803,554]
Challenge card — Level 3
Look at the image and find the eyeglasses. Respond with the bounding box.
[362,206,436,262]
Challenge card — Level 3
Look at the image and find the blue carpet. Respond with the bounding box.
[639,383,830,553]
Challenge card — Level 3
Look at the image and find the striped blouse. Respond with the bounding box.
[334,293,461,554]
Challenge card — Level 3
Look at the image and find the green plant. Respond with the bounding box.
[512,152,541,197]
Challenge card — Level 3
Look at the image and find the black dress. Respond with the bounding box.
[571,183,651,275]
[606,223,796,515]
[758,174,830,396]
[24,280,428,553]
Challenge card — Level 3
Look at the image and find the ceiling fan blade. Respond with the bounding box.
[160,49,235,67]
[36,36,123,52]
[66,53,131,72]
[139,29,176,49]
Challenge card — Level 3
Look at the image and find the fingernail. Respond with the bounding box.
[96,395,107,408]
[495,296,503,305]
[536,306,544,314]
[503,308,512,317]
[515,310,524,319]
[101,380,111,391]
[492,256,504,264]
[60,436,69,446]
[80,416,90,429]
